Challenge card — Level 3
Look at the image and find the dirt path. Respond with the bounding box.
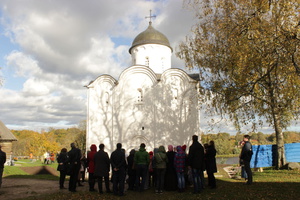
[0,165,89,200]
[0,178,90,200]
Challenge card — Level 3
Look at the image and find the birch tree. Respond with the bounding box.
[178,0,300,168]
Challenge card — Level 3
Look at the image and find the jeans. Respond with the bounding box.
[59,171,66,188]
[156,168,166,191]
[68,164,80,191]
[176,172,185,189]
[112,168,126,195]
[207,172,216,188]
[192,168,202,193]
[244,161,252,184]
[135,164,147,191]
[88,173,95,190]
[241,166,248,179]
[127,169,136,190]
[0,168,3,188]
[97,176,110,192]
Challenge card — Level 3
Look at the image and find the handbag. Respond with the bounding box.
[66,163,73,175]
[57,164,65,171]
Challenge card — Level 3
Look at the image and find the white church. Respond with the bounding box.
[86,20,200,154]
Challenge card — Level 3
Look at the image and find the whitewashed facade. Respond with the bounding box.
[86,22,200,154]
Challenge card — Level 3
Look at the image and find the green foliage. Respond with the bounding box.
[179,0,300,168]
[202,131,300,155]
[283,131,300,143]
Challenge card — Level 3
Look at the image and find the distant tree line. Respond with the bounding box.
[11,120,86,158]
[201,131,300,155]
[10,121,300,157]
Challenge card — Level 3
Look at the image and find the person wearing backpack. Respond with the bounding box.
[240,135,253,185]
[134,143,149,192]
[154,145,168,194]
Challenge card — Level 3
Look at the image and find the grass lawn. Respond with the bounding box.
[4,159,59,180]
[4,160,300,200]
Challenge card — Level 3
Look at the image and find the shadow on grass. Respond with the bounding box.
[4,174,59,181]
[18,177,300,200]
[20,166,59,176]
[4,165,60,180]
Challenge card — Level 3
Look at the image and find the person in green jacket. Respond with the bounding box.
[154,145,168,194]
[134,143,150,192]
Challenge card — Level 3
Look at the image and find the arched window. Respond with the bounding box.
[172,88,178,100]
[137,88,143,102]
[104,92,109,105]
[161,57,165,68]
[145,57,149,67]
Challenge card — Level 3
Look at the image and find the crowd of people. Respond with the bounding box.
[56,134,253,196]
[43,151,56,164]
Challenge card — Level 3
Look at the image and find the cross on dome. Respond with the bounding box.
[145,9,156,25]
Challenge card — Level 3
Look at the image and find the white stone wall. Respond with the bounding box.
[86,66,200,155]
[131,44,172,74]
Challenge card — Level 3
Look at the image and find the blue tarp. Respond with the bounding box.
[285,143,300,163]
[250,143,300,168]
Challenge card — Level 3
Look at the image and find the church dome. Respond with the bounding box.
[129,22,172,53]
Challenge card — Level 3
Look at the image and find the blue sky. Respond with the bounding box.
[0,0,298,134]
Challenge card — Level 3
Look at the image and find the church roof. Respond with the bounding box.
[156,72,199,81]
[0,120,17,141]
[129,22,172,53]
[187,73,200,81]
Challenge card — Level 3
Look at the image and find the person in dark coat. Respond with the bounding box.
[188,135,205,194]
[110,143,127,196]
[68,143,82,192]
[240,135,253,185]
[79,155,87,184]
[87,144,97,191]
[94,143,111,194]
[57,148,68,189]
[239,141,248,181]
[152,148,158,189]
[205,141,217,189]
[0,145,7,188]
[164,145,177,191]
[126,149,136,190]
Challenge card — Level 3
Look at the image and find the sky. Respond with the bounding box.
[0,0,298,134]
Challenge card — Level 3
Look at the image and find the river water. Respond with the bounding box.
[216,156,239,165]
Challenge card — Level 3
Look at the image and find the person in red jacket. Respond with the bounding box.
[87,144,97,191]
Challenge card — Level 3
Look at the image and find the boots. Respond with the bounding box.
[78,180,84,186]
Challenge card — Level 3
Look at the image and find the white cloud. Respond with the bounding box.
[5,51,41,78]
[22,78,50,96]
